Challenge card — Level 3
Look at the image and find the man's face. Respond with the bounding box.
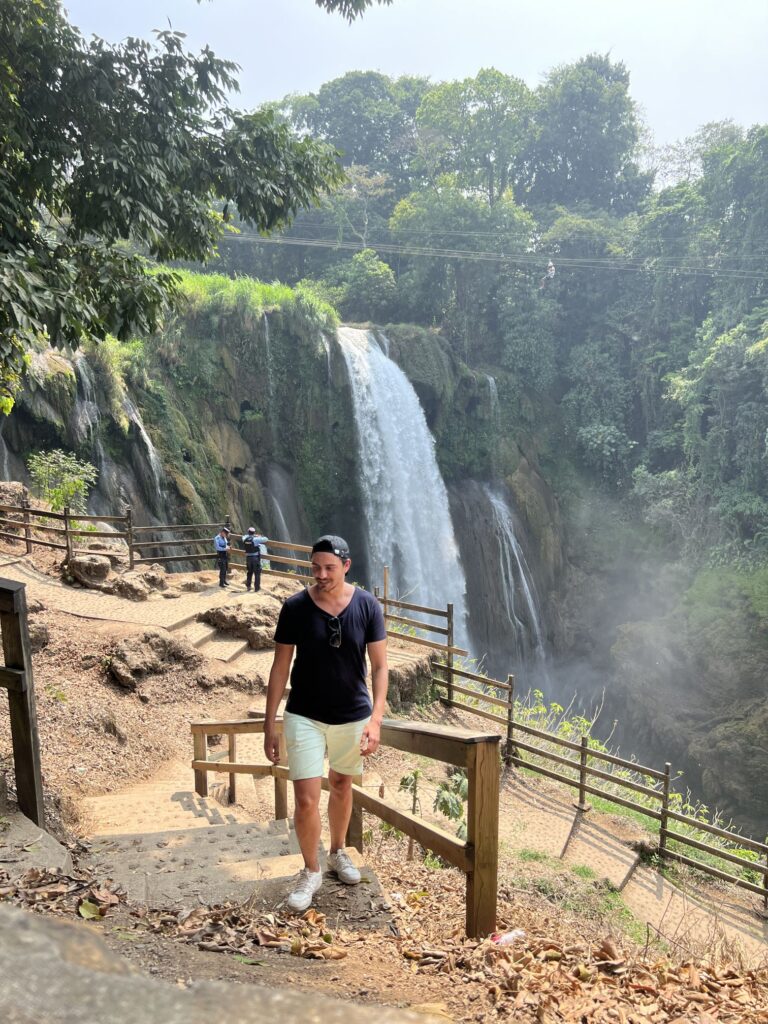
[311,552,350,590]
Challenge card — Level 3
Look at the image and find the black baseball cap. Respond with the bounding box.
[220,526,230,533]
[311,534,350,560]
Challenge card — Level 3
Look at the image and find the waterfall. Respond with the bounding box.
[482,484,547,670]
[72,355,102,446]
[336,326,469,645]
[122,397,166,506]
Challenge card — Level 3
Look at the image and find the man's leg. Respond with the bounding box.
[327,768,353,853]
[253,560,261,592]
[218,555,227,586]
[245,558,253,590]
[292,777,322,872]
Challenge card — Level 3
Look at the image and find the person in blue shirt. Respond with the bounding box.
[241,526,268,592]
[213,526,231,587]
[264,535,388,914]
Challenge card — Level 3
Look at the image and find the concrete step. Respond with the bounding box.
[85,819,302,906]
[198,634,250,663]
[175,620,218,648]
[81,790,256,837]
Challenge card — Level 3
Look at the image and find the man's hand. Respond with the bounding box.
[264,726,280,764]
[360,718,381,756]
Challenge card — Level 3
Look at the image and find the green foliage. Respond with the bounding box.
[27,448,98,513]
[0,0,344,410]
[319,248,396,321]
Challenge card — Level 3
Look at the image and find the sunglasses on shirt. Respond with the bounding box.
[327,615,342,648]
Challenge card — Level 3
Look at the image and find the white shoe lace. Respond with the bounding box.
[292,868,315,896]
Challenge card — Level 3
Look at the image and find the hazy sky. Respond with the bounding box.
[63,0,767,145]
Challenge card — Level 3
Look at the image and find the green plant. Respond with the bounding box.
[27,449,98,514]
[433,767,468,841]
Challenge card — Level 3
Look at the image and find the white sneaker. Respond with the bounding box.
[286,868,323,913]
[328,849,361,885]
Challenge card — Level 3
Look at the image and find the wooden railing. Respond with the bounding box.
[190,715,500,937]
[0,501,313,578]
[0,579,44,826]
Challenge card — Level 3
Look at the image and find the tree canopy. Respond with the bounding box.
[0,0,358,411]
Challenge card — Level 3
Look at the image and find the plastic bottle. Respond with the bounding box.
[491,928,526,947]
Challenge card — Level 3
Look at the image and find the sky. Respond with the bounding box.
[62,0,768,146]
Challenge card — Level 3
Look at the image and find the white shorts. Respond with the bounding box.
[283,711,369,781]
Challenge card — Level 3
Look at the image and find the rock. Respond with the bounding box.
[107,571,151,601]
[67,552,112,587]
[27,598,46,614]
[109,630,203,690]
[179,580,206,592]
[386,648,434,708]
[140,564,167,591]
[83,542,127,567]
[0,904,437,1024]
[80,653,100,669]
[196,670,265,692]
[198,603,279,643]
[28,620,50,653]
[101,712,127,744]
[0,482,29,507]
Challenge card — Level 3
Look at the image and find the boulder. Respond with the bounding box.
[196,669,265,692]
[179,579,206,593]
[0,481,29,510]
[83,541,127,568]
[107,571,151,601]
[109,630,202,690]
[140,564,168,591]
[0,904,438,1024]
[198,603,279,644]
[28,620,50,653]
[68,553,111,587]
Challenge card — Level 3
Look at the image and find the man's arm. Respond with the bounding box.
[361,638,388,755]
[264,643,294,763]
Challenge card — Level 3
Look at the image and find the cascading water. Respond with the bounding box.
[72,355,101,447]
[336,326,469,646]
[482,483,547,672]
[0,418,10,481]
[122,397,166,509]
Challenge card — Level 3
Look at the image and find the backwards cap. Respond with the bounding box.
[311,534,350,561]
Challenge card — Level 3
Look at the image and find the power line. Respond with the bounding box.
[220,232,768,283]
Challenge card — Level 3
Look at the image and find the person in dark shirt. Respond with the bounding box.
[264,534,388,913]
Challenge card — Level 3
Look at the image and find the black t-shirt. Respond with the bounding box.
[274,587,386,724]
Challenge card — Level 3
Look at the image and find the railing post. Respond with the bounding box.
[574,735,591,812]
[228,732,237,805]
[274,728,288,821]
[21,499,32,554]
[763,835,768,913]
[504,674,515,766]
[346,773,363,853]
[0,580,44,826]
[382,565,389,625]
[63,505,73,563]
[446,602,454,703]
[125,506,134,570]
[193,730,208,797]
[466,735,500,937]
[658,762,671,859]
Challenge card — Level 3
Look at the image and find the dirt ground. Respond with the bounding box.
[2,539,768,1022]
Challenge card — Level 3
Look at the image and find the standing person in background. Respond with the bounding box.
[242,525,268,592]
[263,535,388,913]
[214,526,231,588]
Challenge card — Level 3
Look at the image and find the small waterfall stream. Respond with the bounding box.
[336,326,469,645]
[483,484,547,670]
[0,419,10,481]
[72,355,102,447]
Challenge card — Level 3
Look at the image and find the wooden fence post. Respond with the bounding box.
[274,729,288,821]
[21,499,32,554]
[63,505,73,563]
[446,602,454,703]
[504,674,515,766]
[574,736,591,812]
[228,732,237,805]
[125,506,134,570]
[382,565,389,625]
[193,730,208,797]
[466,735,500,937]
[0,580,44,827]
[346,773,363,853]
[658,762,671,859]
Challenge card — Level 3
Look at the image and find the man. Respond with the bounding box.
[241,526,268,592]
[264,535,388,913]
[214,526,231,588]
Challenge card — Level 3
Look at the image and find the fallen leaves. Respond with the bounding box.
[0,866,124,920]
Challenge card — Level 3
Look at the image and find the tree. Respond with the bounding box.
[529,54,651,211]
[415,68,533,206]
[0,1,371,412]
[27,449,98,513]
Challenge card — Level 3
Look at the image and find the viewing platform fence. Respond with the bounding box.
[190,714,499,938]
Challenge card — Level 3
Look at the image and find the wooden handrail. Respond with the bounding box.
[190,715,499,937]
